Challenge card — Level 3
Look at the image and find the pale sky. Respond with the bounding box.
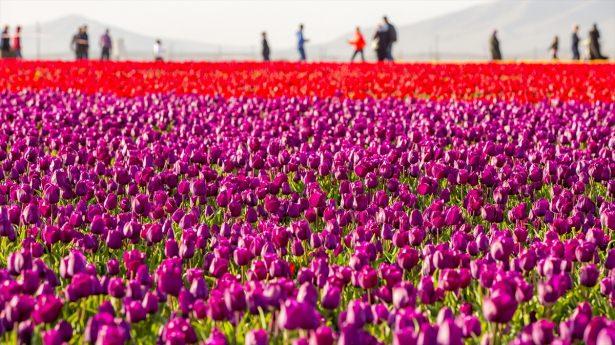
[0,0,491,48]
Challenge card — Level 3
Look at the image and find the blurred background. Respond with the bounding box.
[0,0,613,61]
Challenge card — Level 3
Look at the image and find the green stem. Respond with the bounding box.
[493,323,500,345]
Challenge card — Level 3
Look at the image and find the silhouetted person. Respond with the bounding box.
[373,24,389,62]
[297,24,309,61]
[549,36,559,60]
[261,32,270,61]
[154,39,164,61]
[71,28,79,59]
[79,25,90,59]
[349,27,366,62]
[383,16,397,61]
[72,26,89,60]
[589,23,607,60]
[571,25,580,60]
[13,26,22,59]
[100,29,112,60]
[490,30,502,61]
[1,26,11,58]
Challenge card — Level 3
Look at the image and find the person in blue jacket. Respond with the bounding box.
[297,24,309,62]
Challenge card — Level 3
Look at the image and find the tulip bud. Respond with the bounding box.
[482,291,518,323]
[579,264,599,287]
[245,329,268,345]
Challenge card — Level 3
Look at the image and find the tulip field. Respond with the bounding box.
[0,60,614,345]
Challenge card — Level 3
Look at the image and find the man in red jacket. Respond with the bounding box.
[349,27,366,62]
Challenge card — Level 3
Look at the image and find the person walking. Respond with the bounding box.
[549,36,559,60]
[489,30,502,61]
[78,25,90,59]
[71,28,80,60]
[571,25,580,60]
[100,29,112,61]
[72,26,89,60]
[296,24,309,62]
[1,26,11,58]
[348,27,366,62]
[261,31,270,61]
[383,16,397,61]
[589,23,607,60]
[12,26,22,59]
[373,24,389,62]
[154,39,164,61]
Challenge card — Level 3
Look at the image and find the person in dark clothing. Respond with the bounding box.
[549,36,559,60]
[72,26,89,60]
[383,16,397,61]
[71,29,79,60]
[261,31,270,61]
[489,30,502,61]
[589,23,607,60]
[297,24,309,62]
[79,25,90,59]
[1,26,11,58]
[100,29,112,60]
[373,24,389,62]
[571,25,580,60]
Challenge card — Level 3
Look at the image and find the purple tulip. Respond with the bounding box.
[245,329,268,345]
[125,300,146,323]
[65,273,101,302]
[204,328,228,345]
[309,326,334,345]
[42,329,65,345]
[233,247,251,266]
[278,299,320,330]
[531,319,555,345]
[142,291,160,314]
[482,291,518,323]
[107,277,125,298]
[159,316,197,344]
[579,264,600,287]
[437,319,463,345]
[96,324,130,345]
[59,250,88,278]
[33,294,63,324]
[156,258,183,296]
[321,285,341,310]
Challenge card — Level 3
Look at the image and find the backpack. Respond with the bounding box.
[389,25,398,43]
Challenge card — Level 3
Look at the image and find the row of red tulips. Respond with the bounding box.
[0,61,613,102]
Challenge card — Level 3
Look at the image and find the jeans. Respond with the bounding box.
[572,47,580,60]
[76,47,89,60]
[386,44,394,61]
[351,49,365,62]
[101,47,111,60]
[298,47,306,61]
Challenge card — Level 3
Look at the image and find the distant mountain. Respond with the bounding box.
[310,0,615,61]
[18,14,255,60]
[14,1,615,61]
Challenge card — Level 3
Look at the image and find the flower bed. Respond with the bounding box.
[0,61,613,102]
[0,62,613,344]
